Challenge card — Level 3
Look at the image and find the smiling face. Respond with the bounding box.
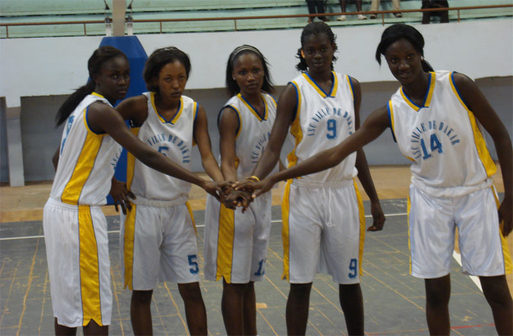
[301,32,335,73]
[156,60,188,103]
[93,55,130,103]
[384,38,424,86]
[232,52,265,96]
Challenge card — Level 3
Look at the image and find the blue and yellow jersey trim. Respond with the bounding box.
[448,72,496,177]
[84,92,108,135]
[302,71,338,98]
[388,100,414,162]
[400,72,436,111]
[219,105,242,140]
[286,81,303,169]
[192,102,198,146]
[152,92,184,124]
[61,133,105,204]
[126,127,141,191]
[237,93,268,121]
[346,75,355,101]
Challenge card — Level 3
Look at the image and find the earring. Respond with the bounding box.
[301,50,305,58]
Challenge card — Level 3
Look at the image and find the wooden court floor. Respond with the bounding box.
[0,166,511,335]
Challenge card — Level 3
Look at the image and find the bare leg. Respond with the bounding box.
[131,290,153,336]
[54,318,77,336]
[479,275,513,335]
[339,284,364,335]
[424,275,451,336]
[222,280,247,335]
[178,282,207,336]
[83,319,108,336]
[243,282,257,335]
[286,283,312,336]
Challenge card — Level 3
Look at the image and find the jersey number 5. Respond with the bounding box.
[326,119,337,139]
[188,254,199,274]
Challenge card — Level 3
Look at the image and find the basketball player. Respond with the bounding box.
[235,22,385,335]
[244,24,513,336]
[203,45,276,335]
[113,47,224,336]
[44,46,219,335]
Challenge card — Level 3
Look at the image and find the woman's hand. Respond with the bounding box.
[109,178,135,215]
[499,196,512,237]
[367,199,385,231]
[201,180,222,200]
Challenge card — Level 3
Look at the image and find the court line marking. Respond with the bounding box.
[452,251,483,291]
[0,212,409,241]
[0,211,487,294]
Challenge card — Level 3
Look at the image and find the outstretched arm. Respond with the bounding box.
[252,106,390,197]
[453,73,513,236]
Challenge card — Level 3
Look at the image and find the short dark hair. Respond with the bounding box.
[225,45,274,96]
[143,47,191,92]
[375,24,433,72]
[296,22,338,71]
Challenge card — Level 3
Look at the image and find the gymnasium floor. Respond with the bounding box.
[0,166,511,335]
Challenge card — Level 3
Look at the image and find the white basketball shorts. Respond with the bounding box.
[203,193,272,283]
[42,198,112,327]
[121,202,199,290]
[282,179,365,284]
[408,184,512,278]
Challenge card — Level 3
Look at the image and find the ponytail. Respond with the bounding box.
[296,48,308,72]
[421,59,434,72]
[55,81,95,126]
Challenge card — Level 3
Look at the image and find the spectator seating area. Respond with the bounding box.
[0,0,512,38]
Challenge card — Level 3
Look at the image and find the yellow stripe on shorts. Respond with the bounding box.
[78,205,103,326]
[123,204,137,290]
[407,193,412,275]
[353,179,366,276]
[216,204,235,282]
[281,180,292,280]
[491,186,512,274]
[185,201,197,235]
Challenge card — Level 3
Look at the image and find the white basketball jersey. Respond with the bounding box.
[127,92,197,203]
[288,72,358,185]
[389,71,496,197]
[50,93,122,205]
[223,93,277,178]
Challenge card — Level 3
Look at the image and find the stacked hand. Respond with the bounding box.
[110,178,136,214]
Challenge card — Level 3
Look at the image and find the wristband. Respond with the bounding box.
[248,175,260,182]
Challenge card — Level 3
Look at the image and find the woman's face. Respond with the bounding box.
[301,32,335,73]
[232,52,265,96]
[94,55,130,102]
[384,38,424,86]
[156,60,188,103]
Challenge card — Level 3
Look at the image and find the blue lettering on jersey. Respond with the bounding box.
[306,107,353,137]
[410,120,460,160]
[250,131,271,163]
[144,133,191,164]
[60,115,75,154]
